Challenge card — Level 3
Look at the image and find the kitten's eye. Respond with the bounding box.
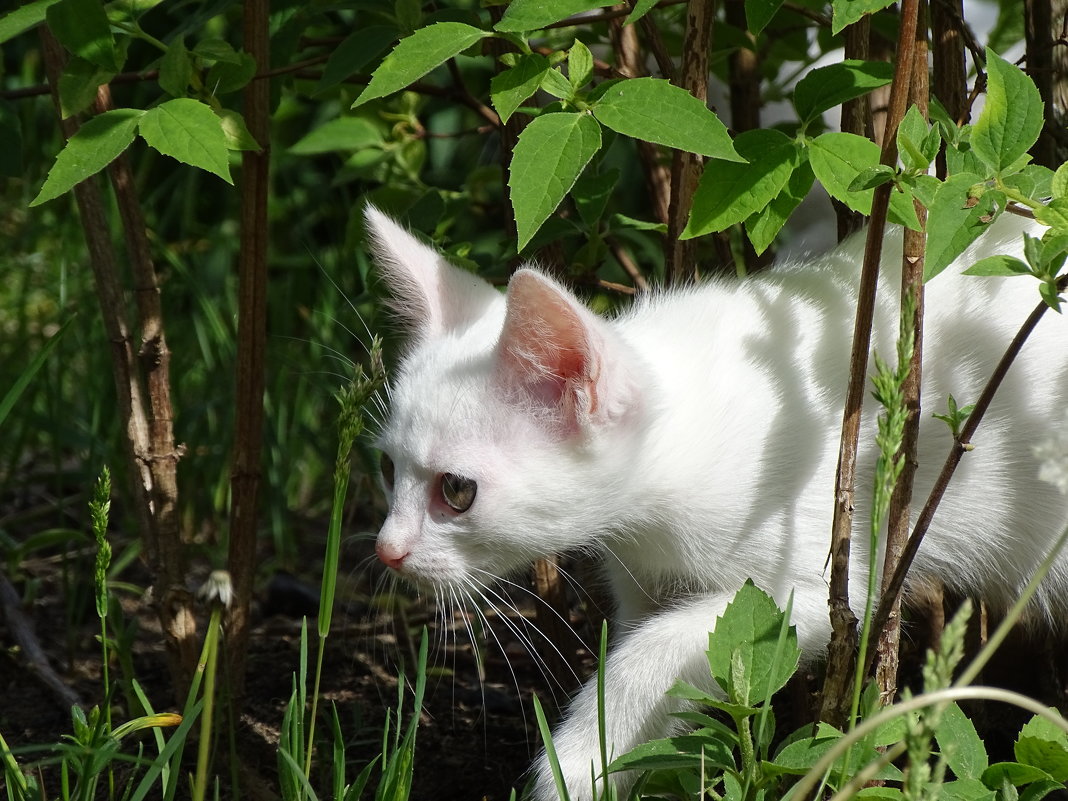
[440,473,477,512]
[380,452,395,491]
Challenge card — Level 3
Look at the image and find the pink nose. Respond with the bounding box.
[376,541,409,570]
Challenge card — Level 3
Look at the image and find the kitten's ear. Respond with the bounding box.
[364,205,499,340]
[495,269,637,433]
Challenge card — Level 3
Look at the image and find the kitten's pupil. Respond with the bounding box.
[440,473,477,512]
[380,452,395,491]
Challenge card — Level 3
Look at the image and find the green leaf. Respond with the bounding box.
[897,104,940,172]
[568,39,593,89]
[1018,780,1065,801]
[509,112,601,249]
[57,57,115,119]
[942,778,997,801]
[705,580,800,706]
[608,733,736,774]
[592,78,741,160]
[317,26,397,94]
[610,212,666,232]
[540,67,575,100]
[830,0,896,34]
[889,187,921,230]
[352,23,489,108]
[193,38,243,64]
[0,0,64,46]
[924,173,1004,281]
[1038,232,1068,276]
[935,702,988,781]
[207,50,257,94]
[1002,165,1053,202]
[745,159,815,255]
[684,128,799,238]
[848,164,897,192]
[809,130,920,230]
[138,99,232,183]
[768,727,903,781]
[290,117,382,154]
[946,138,988,177]
[1052,163,1068,200]
[159,38,193,97]
[982,762,1056,788]
[495,0,606,33]
[491,54,550,124]
[1016,714,1068,781]
[746,0,785,34]
[963,255,1031,277]
[855,789,904,801]
[623,0,659,25]
[30,107,143,206]
[794,60,894,125]
[217,109,261,151]
[573,168,618,226]
[971,48,1043,174]
[1039,280,1063,312]
[1035,198,1068,234]
[809,131,881,213]
[46,0,122,72]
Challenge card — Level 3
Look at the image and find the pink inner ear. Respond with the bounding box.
[496,271,601,421]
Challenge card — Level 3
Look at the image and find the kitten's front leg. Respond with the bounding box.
[530,585,830,801]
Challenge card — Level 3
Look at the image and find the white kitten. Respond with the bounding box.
[366,206,1068,800]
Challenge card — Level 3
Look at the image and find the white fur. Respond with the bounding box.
[366,207,1068,800]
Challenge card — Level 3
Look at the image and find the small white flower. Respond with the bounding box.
[197,569,234,608]
[1034,414,1068,496]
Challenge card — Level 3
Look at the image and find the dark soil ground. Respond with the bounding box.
[0,517,599,801]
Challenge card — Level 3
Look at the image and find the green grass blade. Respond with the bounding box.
[127,700,202,801]
[0,315,75,431]
[533,695,572,801]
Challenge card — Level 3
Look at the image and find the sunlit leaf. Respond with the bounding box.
[30,108,143,206]
[592,78,741,160]
[352,23,489,108]
[139,99,232,183]
[510,112,601,249]
[971,48,1043,174]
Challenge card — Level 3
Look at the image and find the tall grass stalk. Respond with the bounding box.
[89,466,114,796]
[192,586,226,801]
[850,293,916,731]
[306,341,385,783]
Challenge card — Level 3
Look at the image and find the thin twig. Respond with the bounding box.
[875,7,929,703]
[225,0,271,705]
[606,237,649,291]
[664,0,713,284]
[820,0,924,726]
[95,82,196,690]
[38,29,196,700]
[639,13,678,82]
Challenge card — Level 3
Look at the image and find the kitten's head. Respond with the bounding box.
[366,207,645,590]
